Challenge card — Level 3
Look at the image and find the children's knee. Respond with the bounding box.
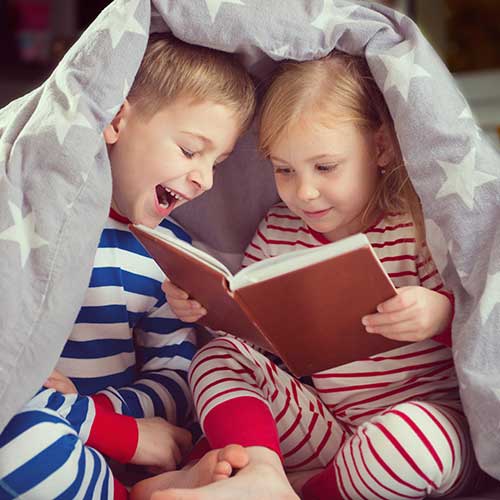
[0,408,83,485]
[190,336,251,374]
[359,402,462,488]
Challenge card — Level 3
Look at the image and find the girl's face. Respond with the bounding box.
[269,118,382,242]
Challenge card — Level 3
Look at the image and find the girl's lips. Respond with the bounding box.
[303,208,331,219]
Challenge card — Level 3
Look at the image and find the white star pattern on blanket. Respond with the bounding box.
[436,148,496,210]
[52,69,93,145]
[378,41,431,101]
[1,1,499,479]
[269,44,291,60]
[0,202,48,267]
[105,0,145,49]
[204,0,245,23]
[311,1,358,39]
[53,94,93,146]
[458,106,482,142]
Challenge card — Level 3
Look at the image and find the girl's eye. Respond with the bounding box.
[180,147,195,159]
[316,164,337,173]
[274,166,292,175]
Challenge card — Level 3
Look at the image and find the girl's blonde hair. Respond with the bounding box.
[259,50,424,243]
[127,33,256,132]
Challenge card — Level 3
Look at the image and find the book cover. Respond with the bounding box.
[130,225,406,376]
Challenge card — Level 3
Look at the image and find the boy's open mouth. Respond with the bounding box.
[155,184,187,216]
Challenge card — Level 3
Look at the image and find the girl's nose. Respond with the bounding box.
[296,180,319,201]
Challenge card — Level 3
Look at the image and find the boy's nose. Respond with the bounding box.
[188,164,214,193]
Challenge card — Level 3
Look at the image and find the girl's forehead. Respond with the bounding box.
[271,118,359,148]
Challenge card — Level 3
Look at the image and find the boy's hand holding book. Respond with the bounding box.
[162,279,206,323]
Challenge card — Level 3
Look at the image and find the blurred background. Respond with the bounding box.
[0,0,499,147]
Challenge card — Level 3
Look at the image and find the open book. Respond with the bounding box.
[130,224,405,376]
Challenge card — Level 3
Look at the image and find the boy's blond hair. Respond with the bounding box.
[128,33,256,131]
[259,51,424,243]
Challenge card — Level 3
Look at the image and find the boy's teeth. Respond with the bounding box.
[159,201,170,209]
[163,185,182,200]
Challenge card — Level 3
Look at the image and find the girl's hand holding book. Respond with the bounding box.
[162,279,207,323]
[362,286,452,342]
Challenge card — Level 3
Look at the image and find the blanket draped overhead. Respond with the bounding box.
[0,0,499,478]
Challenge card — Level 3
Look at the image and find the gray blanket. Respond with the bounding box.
[1,0,499,481]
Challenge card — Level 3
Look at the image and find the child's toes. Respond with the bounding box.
[218,444,249,470]
[213,460,232,481]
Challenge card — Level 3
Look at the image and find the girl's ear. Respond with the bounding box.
[103,99,131,145]
[374,124,394,168]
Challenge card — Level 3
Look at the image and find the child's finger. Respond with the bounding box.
[44,378,68,394]
[168,297,194,309]
[173,427,193,455]
[179,313,206,323]
[162,280,189,299]
[47,369,64,381]
[377,291,416,313]
[169,300,205,317]
[173,442,182,466]
[363,307,415,328]
[364,319,417,338]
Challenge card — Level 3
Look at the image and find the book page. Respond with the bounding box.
[133,224,234,279]
[231,233,375,290]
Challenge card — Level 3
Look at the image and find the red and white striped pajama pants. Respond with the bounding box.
[189,337,479,500]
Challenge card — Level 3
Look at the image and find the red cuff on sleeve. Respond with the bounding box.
[91,393,115,413]
[433,291,454,348]
[87,399,138,464]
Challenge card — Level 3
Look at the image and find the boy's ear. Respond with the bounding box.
[103,99,131,145]
[374,124,394,168]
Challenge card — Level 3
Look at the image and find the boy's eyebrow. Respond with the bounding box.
[181,131,233,157]
[181,131,212,146]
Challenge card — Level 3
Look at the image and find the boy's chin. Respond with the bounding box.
[134,216,159,229]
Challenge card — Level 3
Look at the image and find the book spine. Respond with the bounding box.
[233,291,278,355]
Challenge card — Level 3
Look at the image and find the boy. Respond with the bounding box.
[0,33,255,500]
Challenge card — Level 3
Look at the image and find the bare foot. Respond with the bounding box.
[130,444,248,500]
[150,447,299,500]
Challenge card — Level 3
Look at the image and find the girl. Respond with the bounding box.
[140,51,481,500]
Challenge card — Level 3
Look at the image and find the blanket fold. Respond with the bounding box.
[1,0,499,479]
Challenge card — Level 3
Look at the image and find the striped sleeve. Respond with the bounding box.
[59,217,198,425]
[96,223,198,425]
[416,243,444,292]
[96,304,197,425]
[242,215,272,268]
[416,243,454,347]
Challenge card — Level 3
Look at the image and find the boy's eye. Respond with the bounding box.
[180,147,195,159]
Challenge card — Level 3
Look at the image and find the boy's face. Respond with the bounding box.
[104,97,242,228]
